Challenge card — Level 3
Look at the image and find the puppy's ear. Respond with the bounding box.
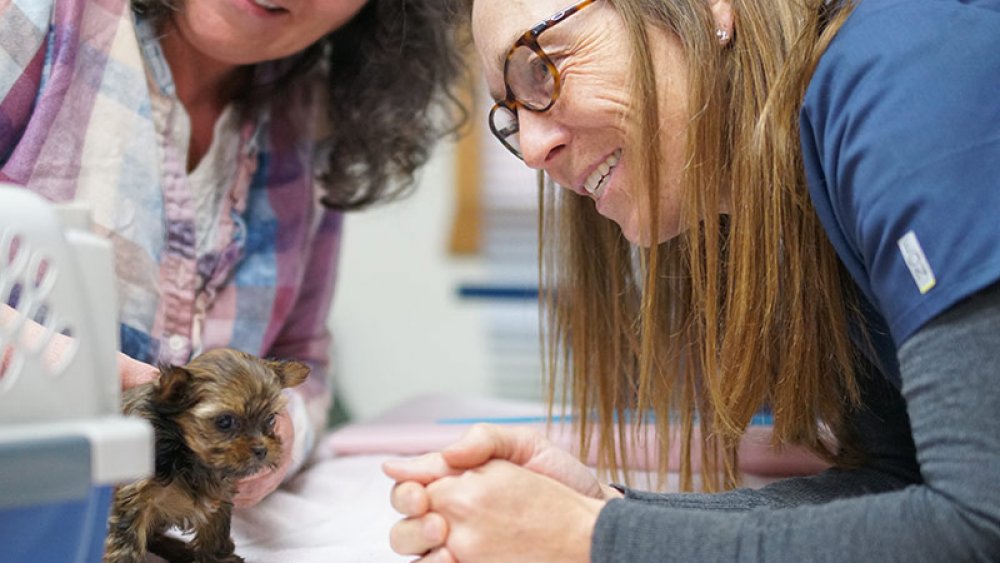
[155,365,193,406]
[269,360,310,389]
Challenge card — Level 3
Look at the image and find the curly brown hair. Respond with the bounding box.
[131,0,468,210]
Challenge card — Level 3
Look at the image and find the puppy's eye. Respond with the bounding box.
[215,414,237,431]
[265,413,277,428]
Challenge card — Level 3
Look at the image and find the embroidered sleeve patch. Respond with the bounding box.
[898,230,936,294]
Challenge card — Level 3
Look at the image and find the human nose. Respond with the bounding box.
[517,110,567,170]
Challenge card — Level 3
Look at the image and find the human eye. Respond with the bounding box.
[508,46,558,108]
[524,52,551,84]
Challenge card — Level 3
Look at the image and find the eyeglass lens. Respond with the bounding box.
[507,46,556,110]
[490,0,598,158]
[490,104,522,156]
[491,46,556,158]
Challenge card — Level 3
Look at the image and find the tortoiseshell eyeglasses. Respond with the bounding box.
[488,0,598,160]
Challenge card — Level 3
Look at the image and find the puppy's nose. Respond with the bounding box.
[252,445,267,460]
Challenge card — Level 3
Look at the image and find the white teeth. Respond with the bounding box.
[253,0,281,9]
[583,149,621,197]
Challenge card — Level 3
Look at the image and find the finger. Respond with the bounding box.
[232,466,280,508]
[441,423,538,468]
[233,416,294,509]
[273,407,294,449]
[232,490,261,509]
[390,481,430,516]
[119,354,159,390]
[388,512,448,556]
[413,547,458,563]
[383,453,460,484]
[237,465,276,487]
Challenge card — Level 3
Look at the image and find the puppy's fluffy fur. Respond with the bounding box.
[103,348,309,563]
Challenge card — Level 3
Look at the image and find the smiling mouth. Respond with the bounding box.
[582,149,622,199]
[251,0,287,13]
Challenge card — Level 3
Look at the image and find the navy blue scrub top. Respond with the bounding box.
[800,0,1000,383]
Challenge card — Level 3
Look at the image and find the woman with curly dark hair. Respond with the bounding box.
[0,0,466,506]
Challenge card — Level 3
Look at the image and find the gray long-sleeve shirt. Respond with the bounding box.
[591,283,1000,561]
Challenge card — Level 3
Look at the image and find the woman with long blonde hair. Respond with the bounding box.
[385,0,1000,560]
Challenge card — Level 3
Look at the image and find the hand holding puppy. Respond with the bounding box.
[232,406,295,508]
[104,348,309,563]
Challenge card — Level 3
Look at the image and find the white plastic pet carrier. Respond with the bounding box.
[0,184,153,562]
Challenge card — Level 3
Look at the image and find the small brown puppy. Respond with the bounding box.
[103,348,309,563]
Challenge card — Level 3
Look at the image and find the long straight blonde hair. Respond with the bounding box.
[540,0,864,490]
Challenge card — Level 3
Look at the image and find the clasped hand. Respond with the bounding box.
[382,424,622,563]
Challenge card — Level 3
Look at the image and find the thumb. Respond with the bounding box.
[119,353,159,390]
[382,452,459,485]
[441,423,535,468]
